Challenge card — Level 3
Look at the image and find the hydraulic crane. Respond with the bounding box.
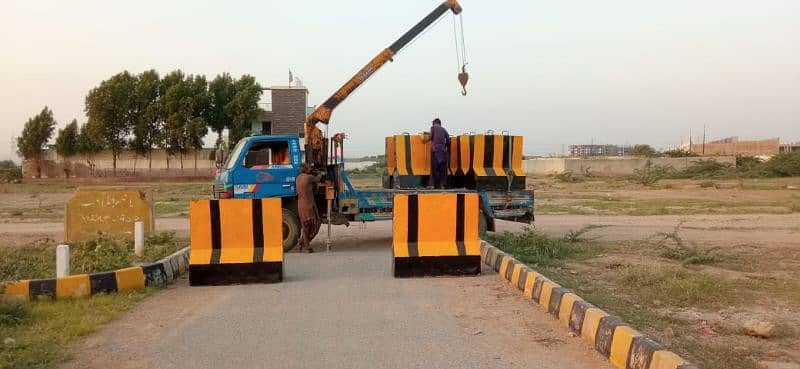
[211,0,523,252]
[303,0,468,170]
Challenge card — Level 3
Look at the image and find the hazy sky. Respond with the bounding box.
[1,0,798,160]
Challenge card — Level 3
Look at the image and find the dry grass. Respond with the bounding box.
[0,182,211,222]
[492,228,800,369]
[531,177,800,216]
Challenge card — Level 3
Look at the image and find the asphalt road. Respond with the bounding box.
[62,225,612,369]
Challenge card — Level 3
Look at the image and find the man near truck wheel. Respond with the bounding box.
[424,118,450,189]
[296,164,321,253]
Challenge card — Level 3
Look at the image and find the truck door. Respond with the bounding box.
[231,139,298,198]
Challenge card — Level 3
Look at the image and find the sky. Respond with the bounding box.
[1,0,798,160]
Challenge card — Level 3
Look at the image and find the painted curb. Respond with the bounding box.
[1,247,190,301]
[481,241,700,369]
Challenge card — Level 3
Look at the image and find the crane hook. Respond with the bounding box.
[458,64,469,96]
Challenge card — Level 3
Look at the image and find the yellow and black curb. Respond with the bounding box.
[481,241,699,369]
[1,247,190,301]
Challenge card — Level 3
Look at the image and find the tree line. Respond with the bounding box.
[17,70,263,177]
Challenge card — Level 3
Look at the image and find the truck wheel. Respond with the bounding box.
[282,208,301,252]
[478,211,489,238]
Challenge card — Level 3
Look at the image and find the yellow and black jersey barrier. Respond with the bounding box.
[384,132,525,191]
[392,192,481,277]
[458,134,523,177]
[189,198,283,285]
[458,134,525,191]
[386,134,432,189]
[482,242,699,369]
[1,247,189,301]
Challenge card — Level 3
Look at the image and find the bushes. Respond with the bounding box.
[0,160,22,183]
[735,156,762,173]
[663,149,699,158]
[677,159,735,179]
[0,232,184,281]
[487,229,595,266]
[632,160,675,185]
[630,144,658,157]
[0,298,31,326]
[632,153,800,181]
[761,152,800,177]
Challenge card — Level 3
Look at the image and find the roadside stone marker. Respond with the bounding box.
[64,187,155,242]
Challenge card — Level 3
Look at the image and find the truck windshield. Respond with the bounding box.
[225,140,246,170]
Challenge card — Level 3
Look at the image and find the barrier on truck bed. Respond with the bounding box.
[468,134,524,177]
[384,132,526,191]
[392,192,481,277]
[386,134,432,188]
[189,199,283,285]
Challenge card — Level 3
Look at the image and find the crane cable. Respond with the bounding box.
[453,13,469,95]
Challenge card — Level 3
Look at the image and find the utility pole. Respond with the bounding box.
[702,124,706,156]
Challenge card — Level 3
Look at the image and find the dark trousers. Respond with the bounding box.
[430,151,449,189]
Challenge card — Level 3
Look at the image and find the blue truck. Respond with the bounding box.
[213,134,534,250]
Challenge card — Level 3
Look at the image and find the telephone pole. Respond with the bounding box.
[702,125,706,156]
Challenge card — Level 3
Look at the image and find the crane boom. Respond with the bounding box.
[304,0,463,168]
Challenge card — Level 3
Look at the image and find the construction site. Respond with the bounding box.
[2,2,799,369]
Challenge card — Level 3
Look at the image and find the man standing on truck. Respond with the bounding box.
[296,164,321,253]
[424,118,450,189]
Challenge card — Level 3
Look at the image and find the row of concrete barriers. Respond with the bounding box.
[188,192,483,285]
[2,247,189,300]
[482,242,698,369]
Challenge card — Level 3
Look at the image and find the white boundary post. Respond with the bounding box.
[56,244,70,278]
[134,221,145,257]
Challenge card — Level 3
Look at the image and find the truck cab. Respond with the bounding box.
[214,135,304,250]
[215,135,303,200]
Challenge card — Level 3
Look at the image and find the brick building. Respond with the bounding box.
[685,137,779,157]
[252,86,313,136]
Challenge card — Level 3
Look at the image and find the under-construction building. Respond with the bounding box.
[568,144,630,157]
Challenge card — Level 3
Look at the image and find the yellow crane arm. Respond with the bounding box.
[304,0,463,168]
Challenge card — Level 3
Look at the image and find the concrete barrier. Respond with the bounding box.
[523,156,737,176]
[482,242,699,369]
[1,247,190,301]
[189,199,284,285]
[392,193,481,277]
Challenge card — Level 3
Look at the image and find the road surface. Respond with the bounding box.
[61,226,612,369]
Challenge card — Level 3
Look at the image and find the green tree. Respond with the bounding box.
[158,70,186,169]
[55,119,79,157]
[630,144,658,157]
[208,73,235,146]
[84,71,137,175]
[55,119,80,177]
[226,75,263,143]
[17,106,57,178]
[161,72,209,169]
[130,69,161,172]
[77,121,104,176]
[187,75,209,171]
